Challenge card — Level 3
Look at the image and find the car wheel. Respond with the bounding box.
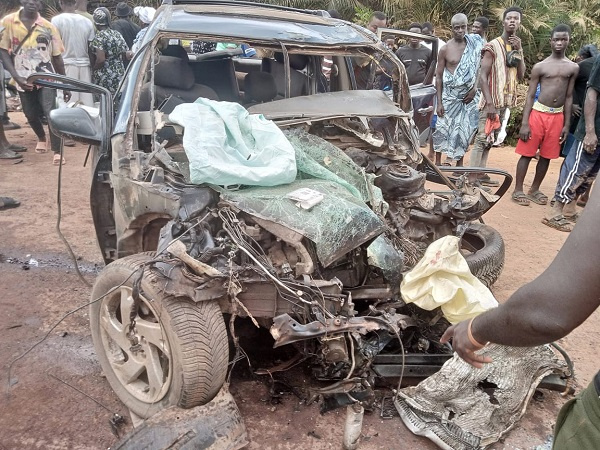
[461,223,505,288]
[90,253,228,418]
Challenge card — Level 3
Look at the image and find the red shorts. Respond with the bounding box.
[515,109,564,159]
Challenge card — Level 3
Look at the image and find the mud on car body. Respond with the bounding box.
[32,0,511,420]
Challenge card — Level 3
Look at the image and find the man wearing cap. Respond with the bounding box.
[52,0,95,106]
[0,0,70,165]
[111,2,140,50]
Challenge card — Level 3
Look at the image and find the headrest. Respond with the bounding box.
[244,71,277,103]
[273,52,309,70]
[154,55,195,90]
[161,45,189,62]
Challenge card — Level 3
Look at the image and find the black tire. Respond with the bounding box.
[461,223,505,287]
[90,253,228,418]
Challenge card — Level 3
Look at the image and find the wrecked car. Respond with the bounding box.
[33,0,515,426]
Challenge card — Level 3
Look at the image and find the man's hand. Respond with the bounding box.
[437,103,444,118]
[15,76,33,91]
[484,102,496,119]
[519,123,531,142]
[63,90,72,103]
[463,88,476,104]
[572,104,582,117]
[583,131,598,154]
[440,320,493,368]
[560,127,569,144]
[508,35,522,51]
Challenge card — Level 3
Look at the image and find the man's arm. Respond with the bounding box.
[518,64,540,142]
[51,54,66,76]
[422,48,435,86]
[441,182,600,367]
[516,54,525,81]
[478,51,495,118]
[435,45,446,117]
[583,87,599,153]
[560,65,579,143]
[0,48,32,90]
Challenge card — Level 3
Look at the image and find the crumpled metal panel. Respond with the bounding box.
[394,344,570,449]
[220,179,385,267]
[112,385,248,450]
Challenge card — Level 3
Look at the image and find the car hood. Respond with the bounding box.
[248,90,410,123]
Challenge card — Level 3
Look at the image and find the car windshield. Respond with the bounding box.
[119,35,410,118]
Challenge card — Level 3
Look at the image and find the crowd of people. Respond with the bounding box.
[0,3,597,227]
[369,7,597,235]
[0,0,154,166]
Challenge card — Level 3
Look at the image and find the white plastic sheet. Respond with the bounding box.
[400,236,498,324]
[169,99,297,186]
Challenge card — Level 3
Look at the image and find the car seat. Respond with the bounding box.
[243,71,277,106]
[138,55,219,113]
[262,52,309,98]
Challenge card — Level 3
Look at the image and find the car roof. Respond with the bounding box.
[153,0,377,46]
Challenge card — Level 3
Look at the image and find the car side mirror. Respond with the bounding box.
[49,107,102,146]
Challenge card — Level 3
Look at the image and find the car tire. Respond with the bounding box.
[90,252,228,419]
[461,223,505,288]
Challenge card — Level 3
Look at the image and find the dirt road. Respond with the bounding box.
[1,112,598,449]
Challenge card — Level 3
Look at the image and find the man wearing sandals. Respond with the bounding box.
[469,6,526,187]
[0,0,70,165]
[512,25,578,208]
[546,52,600,231]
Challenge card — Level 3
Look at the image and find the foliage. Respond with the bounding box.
[256,0,600,66]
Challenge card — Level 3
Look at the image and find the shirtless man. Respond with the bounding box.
[512,25,578,207]
[431,14,483,165]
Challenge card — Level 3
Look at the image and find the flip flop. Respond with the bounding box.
[527,190,548,205]
[512,191,530,206]
[0,149,23,159]
[8,144,27,152]
[564,212,580,223]
[577,199,587,207]
[0,197,20,210]
[542,215,574,232]
[53,154,66,166]
[35,141,48,153]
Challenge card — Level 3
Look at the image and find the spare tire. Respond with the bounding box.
[461,223,505,287]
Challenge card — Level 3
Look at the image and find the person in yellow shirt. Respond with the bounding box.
[0,0,70,165]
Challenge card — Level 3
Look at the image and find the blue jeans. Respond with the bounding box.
[554,139,600,204]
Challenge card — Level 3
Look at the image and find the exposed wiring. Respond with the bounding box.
[392,326,406,401]
[344,334,355,380]
[55,143,92,288]
[6,265,145,396]
[47,371,127,437]
[47,371,114,413]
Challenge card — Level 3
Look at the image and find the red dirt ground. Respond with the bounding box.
[1,112,598,449]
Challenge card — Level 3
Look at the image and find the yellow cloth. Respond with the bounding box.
[400,236,498,324]
[533,101,564,114]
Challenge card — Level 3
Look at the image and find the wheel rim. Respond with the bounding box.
[99,285,172,404]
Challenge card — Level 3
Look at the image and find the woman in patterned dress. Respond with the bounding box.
[89,7,128,96]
